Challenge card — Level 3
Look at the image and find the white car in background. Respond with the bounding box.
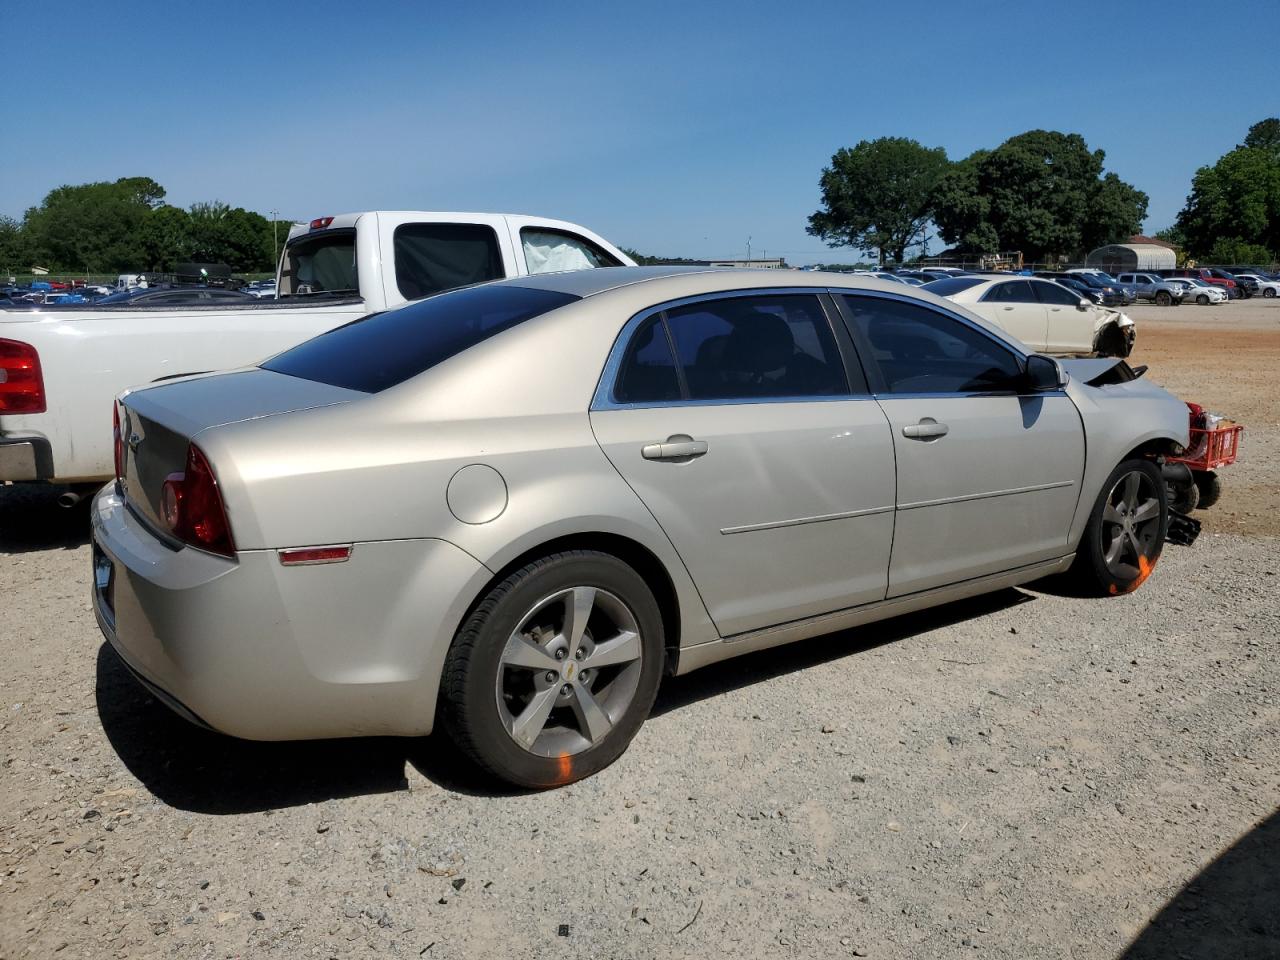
[923,275,1135,357]
[1176,277,1229,305]
[1232,273,1280,298]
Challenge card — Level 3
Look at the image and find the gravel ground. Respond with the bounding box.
[2,305,1278,960]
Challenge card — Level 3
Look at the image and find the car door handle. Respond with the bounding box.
[902,420,949,440]
[1002,305,1015,310]
[642,435,708,461]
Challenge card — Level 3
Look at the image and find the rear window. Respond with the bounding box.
[921,277,984,297]
[262,284,579,393]
[394,222,504,300]
[280,230,357,296]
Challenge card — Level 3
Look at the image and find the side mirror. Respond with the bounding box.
[1077,298,1091,310]
[1025,354,1067,391]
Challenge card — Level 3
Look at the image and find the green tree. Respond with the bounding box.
[0,216,32,276]
[932,131,1147,262]
[23,176,167,272]
[139,205,194,271]
[1205,237,1273,266]
[187,202,279,271]
[1175,120,1280,259]
[808,137,951,265]
[1243,117,1280,156]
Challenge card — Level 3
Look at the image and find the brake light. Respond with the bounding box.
[112,404,123,479]
[160,444,235,557]
[278,545,352,566]
[309,217,334,230]
[0,339,46,414]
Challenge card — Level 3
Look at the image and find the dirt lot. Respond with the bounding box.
[1,300,1277,960]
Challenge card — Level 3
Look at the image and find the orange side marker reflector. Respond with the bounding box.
[278,546,352,566]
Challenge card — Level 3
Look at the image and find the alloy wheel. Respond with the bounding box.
[494,586,644,758]
[1100,470,1162,580]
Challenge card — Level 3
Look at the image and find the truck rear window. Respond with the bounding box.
[280,230,357,296]
[262,284,579,393]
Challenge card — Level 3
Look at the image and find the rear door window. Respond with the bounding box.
[393,223,504,301]
[610,294,853,404]
[521,228,622,275]
[982,280,1035,303]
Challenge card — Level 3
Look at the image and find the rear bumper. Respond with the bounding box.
[90,484,490,740]
[0,435,52,482]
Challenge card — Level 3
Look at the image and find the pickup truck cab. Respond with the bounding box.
[1115,272,1187,306]
[0,211,633,487]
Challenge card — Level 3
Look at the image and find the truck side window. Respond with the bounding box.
[521,228,622,275]
[393,223,504,301]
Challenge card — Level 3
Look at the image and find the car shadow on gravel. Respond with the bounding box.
[96,589,1037,813]
[1121,808,1279,959]
[95,643,527,812]
[652,588,1034,718]
[0,483,93,554]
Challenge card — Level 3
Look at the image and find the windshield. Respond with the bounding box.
[280,229,358,297]
[263,284,579,393]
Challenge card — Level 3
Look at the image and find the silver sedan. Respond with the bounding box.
[92,267,1190,787]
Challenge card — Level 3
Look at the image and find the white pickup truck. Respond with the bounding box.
[0,211,633,492]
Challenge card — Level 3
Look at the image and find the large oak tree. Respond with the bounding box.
[807,137,950,265]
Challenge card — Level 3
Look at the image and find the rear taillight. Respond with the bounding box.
[160,444,235,557]
[309,216,334,230]
[0,339,46,414]
[112,404,124,479]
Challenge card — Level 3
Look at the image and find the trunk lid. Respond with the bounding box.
[118,368,363,538]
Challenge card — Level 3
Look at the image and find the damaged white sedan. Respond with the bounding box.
[925,275,1135,358]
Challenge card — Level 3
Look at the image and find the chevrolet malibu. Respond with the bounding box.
[92,267,1189,787]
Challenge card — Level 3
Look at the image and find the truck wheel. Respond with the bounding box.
[1193,471,1222,509]
[440,550,664,789]
[1070,459,1168,597]
[1154,290,1172,306]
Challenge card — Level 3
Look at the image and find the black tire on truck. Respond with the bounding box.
[1155,290,1172,306]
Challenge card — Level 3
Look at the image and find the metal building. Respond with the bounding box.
[1086,243,1177,272]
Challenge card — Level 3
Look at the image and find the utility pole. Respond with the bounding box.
[270,209,280,268]
[747,236,752,265]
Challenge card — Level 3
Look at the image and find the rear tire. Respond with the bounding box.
[440,550,665,789]
[1070,459,1168,597]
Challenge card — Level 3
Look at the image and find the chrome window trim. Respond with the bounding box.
[590,287,867,411]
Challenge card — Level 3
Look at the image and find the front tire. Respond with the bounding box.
[1264,288,1277,299]
[1154,290,1172,306]
[1197,294,1209,305]
[440,550,665,788]
[1070,459,1168,596]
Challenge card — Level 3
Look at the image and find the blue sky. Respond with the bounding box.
[4,0,1274,263]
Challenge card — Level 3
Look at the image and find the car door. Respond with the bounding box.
[1032,279,1095,354]
[835,292,1084,598]
[590,291,897,638]
[969,280,1047,351]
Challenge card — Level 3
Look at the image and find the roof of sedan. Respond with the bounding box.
[507,265,897,299]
